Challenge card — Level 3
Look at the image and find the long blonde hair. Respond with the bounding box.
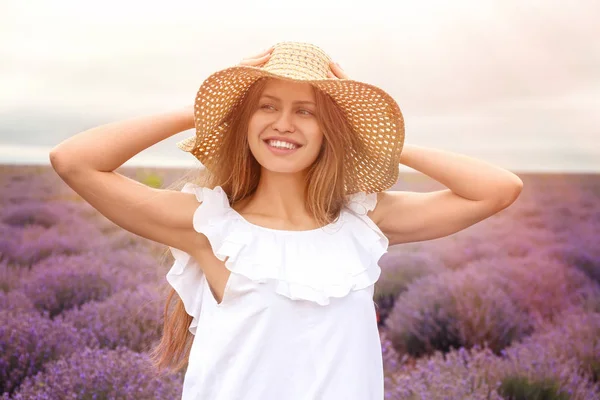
[148,77,365,375]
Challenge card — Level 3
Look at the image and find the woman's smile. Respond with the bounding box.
[263,138,302,155]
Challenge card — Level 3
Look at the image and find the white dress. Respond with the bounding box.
[166,183,389,400]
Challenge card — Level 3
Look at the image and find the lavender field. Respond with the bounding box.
[1,164,599,399]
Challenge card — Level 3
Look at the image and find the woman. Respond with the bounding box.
[50,42,523,400]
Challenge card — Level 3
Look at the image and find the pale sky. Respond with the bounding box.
[1,0,599,171]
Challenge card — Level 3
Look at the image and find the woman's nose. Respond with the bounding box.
[271,110,295,133]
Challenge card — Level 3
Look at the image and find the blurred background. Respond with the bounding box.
[1,0,598,172]
[2,1,600,399]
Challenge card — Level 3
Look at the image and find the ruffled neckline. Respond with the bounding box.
[166,183,389,334]
[221,186,378,235]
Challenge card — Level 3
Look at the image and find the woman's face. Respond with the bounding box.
[247,79,323,174]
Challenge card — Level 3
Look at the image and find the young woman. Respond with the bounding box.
[50,42,523,400]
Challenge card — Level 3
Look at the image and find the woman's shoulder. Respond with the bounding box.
[345,191,378,215]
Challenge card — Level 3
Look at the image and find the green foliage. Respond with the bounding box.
[137,171,163,188]
[583,356,600,383]
[498,375,570,400]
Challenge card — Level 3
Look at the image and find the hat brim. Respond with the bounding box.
[178,65,405,193]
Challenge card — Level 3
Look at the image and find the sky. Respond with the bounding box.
[1,0,599,172]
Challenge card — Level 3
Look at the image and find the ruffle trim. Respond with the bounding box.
[166,245,205,335]
[345,190,389,260]
[167,184,389,333]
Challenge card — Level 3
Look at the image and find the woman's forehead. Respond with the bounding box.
[261,78,316,100]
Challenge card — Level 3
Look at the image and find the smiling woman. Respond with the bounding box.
[257,93,318,153]
[247,79,325,175]
[50,40,522,400]
[149,42,405,400]
[48,40,394,399]
[175,73,367,232]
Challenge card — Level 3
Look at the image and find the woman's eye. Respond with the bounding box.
[260,104,312,116]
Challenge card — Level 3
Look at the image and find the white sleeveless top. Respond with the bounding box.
[166,183,389,400]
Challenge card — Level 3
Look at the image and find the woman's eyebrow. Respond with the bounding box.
[261,94,315,105]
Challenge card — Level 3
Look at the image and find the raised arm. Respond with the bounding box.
[49,107,205,253]
[369,143,523,246]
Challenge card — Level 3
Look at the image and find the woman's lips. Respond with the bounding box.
[263,139,301,155]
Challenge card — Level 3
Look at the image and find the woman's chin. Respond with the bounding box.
[261,164,306,174]
[257,158,313,175]
[251,146,318,174]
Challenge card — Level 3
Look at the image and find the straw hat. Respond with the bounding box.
[177,41,405,194]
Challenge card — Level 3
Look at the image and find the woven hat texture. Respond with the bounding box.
[177,41,405,193]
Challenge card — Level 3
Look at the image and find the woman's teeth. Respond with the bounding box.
[267,140,298,150]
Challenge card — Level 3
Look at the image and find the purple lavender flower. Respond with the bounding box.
[0,290,35,313]
[8,346,183,399]
[0,224,91,265]
[0,310,99,395]
[475,254,599,328]
[1,202,61,228]
[385,265,532,358]
[18,254,122,317]
[0,259,31,292]
[58,283,165,353]
[375,251,446,326]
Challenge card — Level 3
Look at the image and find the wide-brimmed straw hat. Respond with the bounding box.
[177,41,405,194]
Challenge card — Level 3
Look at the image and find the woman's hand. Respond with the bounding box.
[236,47,346,79]
[183,47,275,120]
[238,46,274,67]
[328,61,349,79]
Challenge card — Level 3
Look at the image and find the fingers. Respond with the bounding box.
[328,61,349,79]
[239,46,274,67]
[254,46,274,58]
[239,52,270,66]
[237,49,349,78]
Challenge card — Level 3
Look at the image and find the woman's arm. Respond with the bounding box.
[47,48,274,252]
[400,144,523,202]
[370,143,523,245]
[47,107,206,255]
[50,106,194,173]
[397,143,523,201]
